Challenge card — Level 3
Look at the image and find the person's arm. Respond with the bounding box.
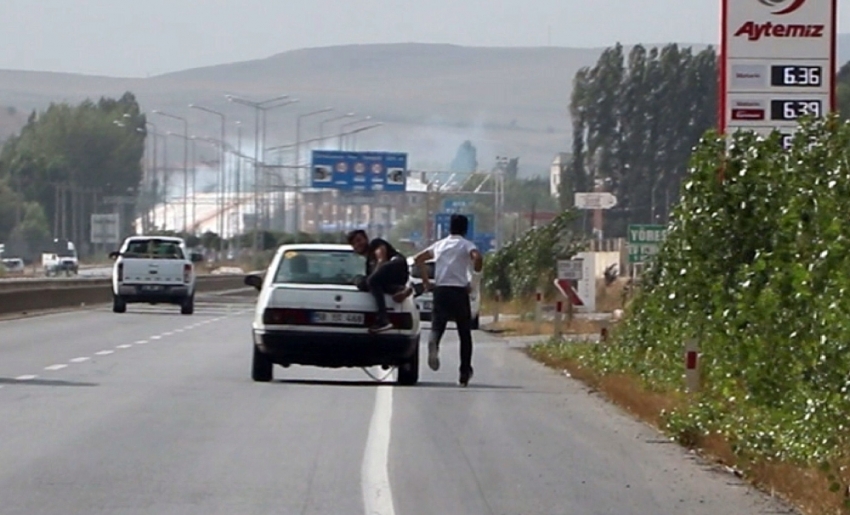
[413,247,435,290]
[468,241,483,273]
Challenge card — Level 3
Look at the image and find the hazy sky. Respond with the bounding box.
[1,0,848,77]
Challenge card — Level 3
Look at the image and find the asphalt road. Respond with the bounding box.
[0,296,796,515]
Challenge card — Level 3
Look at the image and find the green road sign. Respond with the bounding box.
[628,224,667,263]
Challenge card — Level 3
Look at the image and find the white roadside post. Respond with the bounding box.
[494,289,501,324]
[534,289,543,334]
[685,338,700,393]
[553,300,563,340]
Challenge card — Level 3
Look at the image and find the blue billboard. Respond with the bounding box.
[310,150,407,192]
[435,213,475,240]
[472,232,495,253]
[442,198,472,212]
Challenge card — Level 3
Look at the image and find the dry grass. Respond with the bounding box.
[482,277,633,318]
[528,348,850,515]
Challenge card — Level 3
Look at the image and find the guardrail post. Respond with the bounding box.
[685,338,700,393]
[554,300,563,339]
[534,288,542,334]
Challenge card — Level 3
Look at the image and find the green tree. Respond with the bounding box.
[0,92,145,243]
[10,202,50,244]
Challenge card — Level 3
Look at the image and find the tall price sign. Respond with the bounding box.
[720,0,837,148]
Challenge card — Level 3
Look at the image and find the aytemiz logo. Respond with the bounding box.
[757,0,807,15]
[734,22,824,41]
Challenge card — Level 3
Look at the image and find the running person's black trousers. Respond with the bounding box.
[429,286,473,373]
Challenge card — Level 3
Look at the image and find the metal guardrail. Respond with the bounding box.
[0,274,248,316]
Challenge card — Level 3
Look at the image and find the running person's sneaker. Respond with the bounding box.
[428,339,440,371]
[459,367,473,387]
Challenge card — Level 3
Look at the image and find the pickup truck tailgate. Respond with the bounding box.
[121,259,186,284]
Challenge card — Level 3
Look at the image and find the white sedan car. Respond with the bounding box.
[245,243,421,385]
[407,258,482,329]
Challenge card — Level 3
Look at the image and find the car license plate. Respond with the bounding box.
[421,301,432,311]
[311,311,364,325]
[141,285,163,292]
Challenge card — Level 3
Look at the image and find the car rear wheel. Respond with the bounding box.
[397,343,420,386]
[180,295,194,315]
[252,345,273,382]
[112,295,126,314]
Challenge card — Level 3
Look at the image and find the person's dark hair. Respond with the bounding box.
[346,229,368,244]
[449,214,468,236]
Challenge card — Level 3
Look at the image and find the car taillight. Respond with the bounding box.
[364,312,413,330]
[183,264,192,283]
[263,308,310,325]
[117,263,123,282]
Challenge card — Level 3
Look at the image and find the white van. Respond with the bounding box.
[408,258,482,329]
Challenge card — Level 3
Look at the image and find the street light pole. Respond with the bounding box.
[188,104,226,245]
[153,110,189,234]
[338,116,372,150]
[227,94,295,250]
[294,107,334,234]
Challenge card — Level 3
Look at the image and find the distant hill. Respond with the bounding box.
[0,38,847,176]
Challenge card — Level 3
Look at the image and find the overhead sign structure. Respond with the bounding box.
[720,0,837,148]
[311,150,408,192]
[90,213,121,244]
[557,259,584,281]
[434,213,475,240]
[628,224,667,264]
[574,192,617,210]
[442,199,471,212]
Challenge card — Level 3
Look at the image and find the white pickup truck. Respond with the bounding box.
[109,236,203,315]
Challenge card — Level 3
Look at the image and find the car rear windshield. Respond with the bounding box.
[274,249,365,285]
[123,239,185,259]
[410,262,435,280]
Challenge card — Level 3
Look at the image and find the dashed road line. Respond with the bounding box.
[15,375,37,381]
[116,344,132,349]
[150,336,161,340]
[44,364,68,371]
[134,340,148,345]
[94,350,114,356]
[70,357,90,363]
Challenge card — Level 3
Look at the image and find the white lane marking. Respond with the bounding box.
[44,364,68,371]
[116,344,132,349]
[361,378,396,515]
[163,332,173,336]
[95,350,114,356]
[15,375,37,381]
[134,340,148,345]
[173,329,183,333]
[150,336,161,340]
[70,357,90,363]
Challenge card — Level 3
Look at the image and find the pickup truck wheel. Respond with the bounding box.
[180,296,194,315]
[112,296,127,314]
[252,346,273,382]
[470,315,480,330]
[397,343,420,386]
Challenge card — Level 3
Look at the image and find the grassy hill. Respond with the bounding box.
[0,38,846,175]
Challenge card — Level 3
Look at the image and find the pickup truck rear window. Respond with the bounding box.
[123,240,185,259]
[274,250,365,285]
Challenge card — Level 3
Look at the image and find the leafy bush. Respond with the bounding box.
[573,116,850,464]
[482,210,582,300]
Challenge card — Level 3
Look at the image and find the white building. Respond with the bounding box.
[549,152,570,198]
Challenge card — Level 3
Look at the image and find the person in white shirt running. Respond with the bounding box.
[413,214,483,386]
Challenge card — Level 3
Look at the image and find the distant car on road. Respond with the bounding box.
[1,257,24,275]
[245,243,421,385]
[109,236,203,315]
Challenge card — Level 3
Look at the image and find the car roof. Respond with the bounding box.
[277,243,353,253]
[128,235,184,242]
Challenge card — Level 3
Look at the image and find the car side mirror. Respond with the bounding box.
[244,274,263,291]
[190,252,203,263]
[108,251,120,260]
